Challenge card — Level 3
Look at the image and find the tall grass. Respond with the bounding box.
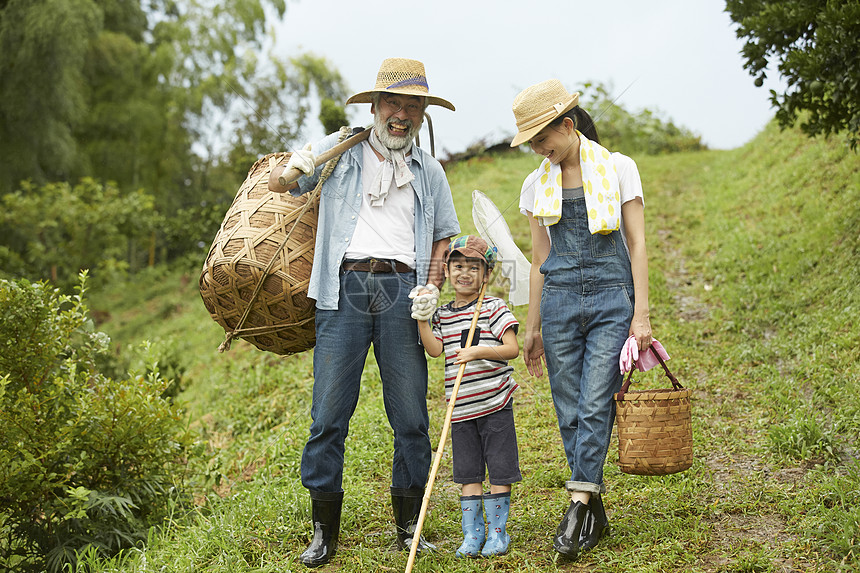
[80,122,859,572]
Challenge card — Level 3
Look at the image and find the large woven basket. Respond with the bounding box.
[614,349,693,476]
[199,152,318,355]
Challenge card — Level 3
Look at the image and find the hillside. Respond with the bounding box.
[87,121,859,572]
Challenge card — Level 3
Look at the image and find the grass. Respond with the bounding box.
[79,121,859,572]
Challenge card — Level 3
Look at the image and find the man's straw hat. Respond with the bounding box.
[346,58,455,111]
[510,79,580,147]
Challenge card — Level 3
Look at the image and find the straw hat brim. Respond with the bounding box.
[510,93,579,147]
[346,88,456,111]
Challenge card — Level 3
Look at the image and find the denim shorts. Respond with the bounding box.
[451,402,522,486]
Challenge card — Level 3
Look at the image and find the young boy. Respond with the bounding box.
[410,235,521,558]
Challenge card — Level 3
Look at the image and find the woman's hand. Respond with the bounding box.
[523,330,546,377]
[629,313,653,352]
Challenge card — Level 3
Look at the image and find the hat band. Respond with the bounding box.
[385,76,429,91]
[516,102,569,132]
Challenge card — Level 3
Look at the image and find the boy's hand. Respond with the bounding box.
[454,346,484,364]
[408,284,439,321]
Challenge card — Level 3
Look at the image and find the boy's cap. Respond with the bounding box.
[444,235,496,270]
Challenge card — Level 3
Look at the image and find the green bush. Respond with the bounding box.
[0,274,195,572]
[0,179,157,290]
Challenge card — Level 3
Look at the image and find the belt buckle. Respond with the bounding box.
[368,257,383,273]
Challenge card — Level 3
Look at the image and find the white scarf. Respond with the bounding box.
[367,128,415,206]
[532,131,621,235]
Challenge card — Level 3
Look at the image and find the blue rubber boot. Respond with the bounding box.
[481,492,511,557]
[455,495,485,558]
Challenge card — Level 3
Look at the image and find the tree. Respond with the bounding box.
[0,0,102,192]
[216,52,350,186]
[726,0,860,149]
[0,0,348,202]
[0,0,350,277]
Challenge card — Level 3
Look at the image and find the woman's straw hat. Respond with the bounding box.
[510,79,580,147]
[346,58,455,111]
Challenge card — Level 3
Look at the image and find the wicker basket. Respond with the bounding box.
[614,349,693,476]
[198,152,318,355]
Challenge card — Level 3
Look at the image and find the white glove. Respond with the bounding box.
[408,284,440,321]
[286,143,315,176]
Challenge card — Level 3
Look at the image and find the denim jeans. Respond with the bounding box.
[301,266,431,493]
[540,196,634,494]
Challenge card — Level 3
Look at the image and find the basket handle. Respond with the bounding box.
[616,345,684,400]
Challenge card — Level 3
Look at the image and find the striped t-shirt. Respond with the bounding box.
[431,296,519,422]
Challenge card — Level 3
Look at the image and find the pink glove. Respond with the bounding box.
[619,335,638,374]
[619,336,670,374]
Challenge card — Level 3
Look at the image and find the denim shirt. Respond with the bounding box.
[292,130,460,310]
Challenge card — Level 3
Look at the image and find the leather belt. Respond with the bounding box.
[342,258,413,273]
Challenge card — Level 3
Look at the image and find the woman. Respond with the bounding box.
[511,79,652,559]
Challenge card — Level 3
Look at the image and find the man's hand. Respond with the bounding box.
[409,284,439,321]
[285,143,315,176]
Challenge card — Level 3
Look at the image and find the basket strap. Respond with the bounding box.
[616,344,684,399]
[649,346,682,389]
[218,126,354,353]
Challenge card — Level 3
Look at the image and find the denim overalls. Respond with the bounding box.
[540,188,634,494]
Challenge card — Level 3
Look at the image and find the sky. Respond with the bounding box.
[272,0,785,155]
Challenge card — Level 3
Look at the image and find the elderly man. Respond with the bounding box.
[269,57,459,567]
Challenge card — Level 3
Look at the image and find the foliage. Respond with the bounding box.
[0,0,349,223]
[579,82,707,155]
[0,179,157,290]
[319,98,350,135]
[0,1,352,282]
[0,0,103,192]
[726,0,860,149]
[0,274,195,572]
[216,52,351,186]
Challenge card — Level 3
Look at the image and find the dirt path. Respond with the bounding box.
[654,224,815,573]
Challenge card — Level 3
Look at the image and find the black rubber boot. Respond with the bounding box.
[391,487,436,554]
[553,500,588,559]
[579,493,610,552]
[299,491,344,568]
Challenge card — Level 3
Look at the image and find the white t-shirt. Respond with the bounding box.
[344,141,416,266]
[518,152,644,254]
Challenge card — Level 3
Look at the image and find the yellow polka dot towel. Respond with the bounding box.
[531,131,621,235]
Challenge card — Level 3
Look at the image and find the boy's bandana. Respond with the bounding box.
[532,131,621,235]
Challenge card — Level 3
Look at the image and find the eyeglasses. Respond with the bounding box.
[380,95,424,117]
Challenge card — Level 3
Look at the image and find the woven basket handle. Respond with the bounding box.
[617,345,684,400]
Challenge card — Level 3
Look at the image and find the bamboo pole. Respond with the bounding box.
[405,282,488,573]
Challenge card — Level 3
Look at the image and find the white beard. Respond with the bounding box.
[373,112,422,150]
